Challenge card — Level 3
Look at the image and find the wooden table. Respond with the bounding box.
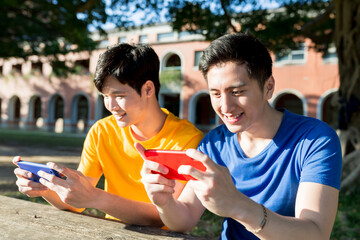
[0,195,205,240]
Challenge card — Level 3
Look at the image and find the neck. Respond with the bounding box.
[245,106,283,139]
[131,105,167,141]
[237,107,283,158]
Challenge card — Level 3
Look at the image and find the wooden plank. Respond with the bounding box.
[0,195,204,240]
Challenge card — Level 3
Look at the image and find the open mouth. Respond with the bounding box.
[224,112,243,123]
[113,112,126,121]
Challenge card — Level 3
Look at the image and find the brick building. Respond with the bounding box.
[0,23,339,134]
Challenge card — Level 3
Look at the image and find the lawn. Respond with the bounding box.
[0,128,85,149]
[1,129,359,239]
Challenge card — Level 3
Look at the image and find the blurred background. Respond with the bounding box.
[0,0,359,238]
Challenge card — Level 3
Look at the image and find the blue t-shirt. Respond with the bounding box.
[197,109,342,240]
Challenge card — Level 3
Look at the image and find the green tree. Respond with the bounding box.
[0,0,108,74]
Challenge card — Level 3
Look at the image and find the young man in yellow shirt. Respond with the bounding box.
[13,43,203,227]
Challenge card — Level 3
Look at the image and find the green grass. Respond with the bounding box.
[332,188,360,239]
[0,128,85,149]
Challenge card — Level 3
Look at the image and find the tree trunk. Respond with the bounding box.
[334,0,360,192]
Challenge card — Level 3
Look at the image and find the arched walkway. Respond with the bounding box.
[271,89,307,116]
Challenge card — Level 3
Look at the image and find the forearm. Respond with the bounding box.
[157,197,204,233]
[232,198,335,240]
[246,210,330,240]
[91,188,164,227]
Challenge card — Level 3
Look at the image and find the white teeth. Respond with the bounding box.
[225,113,241,119]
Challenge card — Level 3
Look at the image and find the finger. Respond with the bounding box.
[38,176,57,191]
[37,170,64,184]
[185,149,215,171]
[12,156,21,166]
[141,171,176,187]
[142,160,169,175]
[16,178,48,191]
[178,165,207,181]
[46,162,73,178]
[146,183,175,194]
[134,142,146,159]
[14,167,33,179]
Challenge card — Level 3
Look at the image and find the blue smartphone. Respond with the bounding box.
[17,160,61,182]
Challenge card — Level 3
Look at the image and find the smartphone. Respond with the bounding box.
[17,160,61,182]
[144,149,206,181]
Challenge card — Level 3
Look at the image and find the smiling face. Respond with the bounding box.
[101,75,148,128]
[208,61,273,134]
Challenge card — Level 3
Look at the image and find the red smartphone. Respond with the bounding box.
[144,149,206,181]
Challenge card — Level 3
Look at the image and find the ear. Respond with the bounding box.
[264,76,275,99]
[142,80,155,97]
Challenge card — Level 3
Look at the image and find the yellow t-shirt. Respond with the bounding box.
[78,108,203,220]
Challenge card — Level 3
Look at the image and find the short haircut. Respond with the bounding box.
[94,43,160,99]
[199,33,272,90]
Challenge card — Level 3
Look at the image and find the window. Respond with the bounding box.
[178,31,191,40]
[275,43,306,65]
[98,39,109,49]
[74,59,90,74]
[0,98,2,122]
[157,32,175,42]
[275,94,304,115]
[32,62,43,75]
[195,95,216,125]
[323,45,338,63]
[162,94,180,117]
[13,63,22,73]
[118,37,127,43]
[164,54,181,70]
[194,51,203,67]
[33,97,42,119]
[139,35,149,43]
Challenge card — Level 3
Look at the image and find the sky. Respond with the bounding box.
[89,0,281,31]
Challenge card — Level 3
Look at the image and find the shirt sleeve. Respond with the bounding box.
[300,123,342,190]
[77,123,103,180]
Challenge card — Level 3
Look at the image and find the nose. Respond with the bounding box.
[106,97,120,111]
[220,94,233,114]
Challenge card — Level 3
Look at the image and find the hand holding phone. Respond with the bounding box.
[144,149,206,181]
[17,160,61,182]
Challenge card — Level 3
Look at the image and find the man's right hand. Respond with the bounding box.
[13,156,49,198]
[134,143,177,208]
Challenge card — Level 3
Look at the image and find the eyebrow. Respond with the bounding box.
[102,90,126,95]
[209,83,247,92]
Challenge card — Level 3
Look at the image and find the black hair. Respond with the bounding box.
[199,33,272,89]
[94,43,160,99]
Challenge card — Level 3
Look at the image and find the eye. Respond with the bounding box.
[232,90,244,96]
[210,91,221,98]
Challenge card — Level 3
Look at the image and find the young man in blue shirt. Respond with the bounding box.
[136,33,342,239]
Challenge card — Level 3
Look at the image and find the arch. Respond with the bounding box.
[271,89,307,116]
[95,94,111,120]
[317,88,339,129]
[159,93,180,117]
[8,95,21,128]
[160,50,185,72]
[27,95,42,129]
[70,93,90,132]
[189,90,218,132]
[159,50,185,117]
[28,95,42,121]
[159,51,184,94]
[48,94,65,130]
[0,97,2,124]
